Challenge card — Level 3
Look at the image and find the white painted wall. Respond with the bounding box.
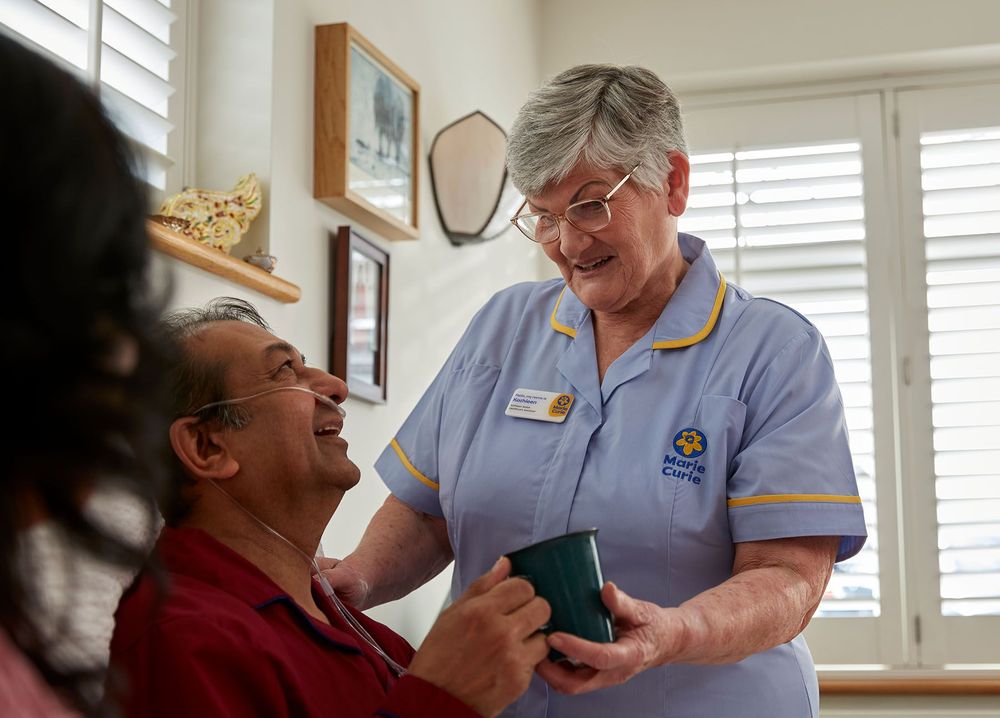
[539,0,1000,93]
[163,0,543,643]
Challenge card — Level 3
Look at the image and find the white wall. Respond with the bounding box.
[539,0,1000,93]
[163,0,543,643]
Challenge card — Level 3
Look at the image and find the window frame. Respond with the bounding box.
[895,80,1000,666]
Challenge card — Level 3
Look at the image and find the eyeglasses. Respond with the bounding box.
[510,164,640,244]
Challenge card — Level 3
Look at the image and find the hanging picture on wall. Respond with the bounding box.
[315,23,420,241]
[330,226,389,403]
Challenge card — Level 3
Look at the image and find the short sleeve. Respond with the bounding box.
[374,359,453,517]
[728,327,867,562]
[375,342,502,518]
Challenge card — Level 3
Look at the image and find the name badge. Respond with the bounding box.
[505,388,575,423]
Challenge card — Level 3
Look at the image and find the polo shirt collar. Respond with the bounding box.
[157,526,291,607]
[549,233,726,349]
[156,526,364,653]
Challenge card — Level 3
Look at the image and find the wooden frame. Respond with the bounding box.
[330,226,389,403]
[315,23,420,241]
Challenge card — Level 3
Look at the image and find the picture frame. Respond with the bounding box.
[330,226,389,403]
[315,23,420,241]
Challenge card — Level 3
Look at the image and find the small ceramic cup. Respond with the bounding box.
[505,528,615,662]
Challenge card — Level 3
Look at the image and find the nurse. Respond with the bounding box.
[326,64,867,718]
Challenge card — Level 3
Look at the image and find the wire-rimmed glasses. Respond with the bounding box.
[510,164,640,244]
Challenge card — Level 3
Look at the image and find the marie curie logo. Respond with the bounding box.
[663,427,708,486]
[673,428,707,458]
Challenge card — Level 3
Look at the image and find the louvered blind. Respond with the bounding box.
[678,141,880,617]
[920,126,1000,618]
[0,0,177,189]
[0,0,89,68]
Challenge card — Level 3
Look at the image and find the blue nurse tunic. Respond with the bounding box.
[376,233,867,718]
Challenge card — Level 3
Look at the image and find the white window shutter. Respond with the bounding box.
[920,126,1000,618]
[0,0,179,190]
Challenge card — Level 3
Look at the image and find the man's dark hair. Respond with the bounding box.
[159,297,272,525]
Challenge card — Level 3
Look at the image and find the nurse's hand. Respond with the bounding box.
[315,557,371,608]
[535,581,682,695]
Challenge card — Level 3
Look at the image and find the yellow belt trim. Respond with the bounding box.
[389,438,439,491]
[728,493,862,508]
[652,273,727,349]
[549,287,577,338]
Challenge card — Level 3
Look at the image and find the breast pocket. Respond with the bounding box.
[665,395,748,600]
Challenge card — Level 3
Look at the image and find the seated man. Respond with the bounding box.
[108,298,550,717]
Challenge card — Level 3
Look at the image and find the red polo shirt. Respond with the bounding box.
[109,527,477,717]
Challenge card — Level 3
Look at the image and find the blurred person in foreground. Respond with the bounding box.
[324,64,868,717]
[108,298,550,717]
[0,34,172,716]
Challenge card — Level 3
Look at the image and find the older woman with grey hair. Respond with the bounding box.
[326,64,866,718]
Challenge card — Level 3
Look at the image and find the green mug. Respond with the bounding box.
[505,528,615,662]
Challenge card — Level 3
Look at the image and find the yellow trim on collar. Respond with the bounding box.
[652,273,727,350]
[550,287,577,338]
[727,493,862,508]
[389,438,439,491]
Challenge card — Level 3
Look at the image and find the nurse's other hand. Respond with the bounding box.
[316,557,371,608]
[535,582,680,695]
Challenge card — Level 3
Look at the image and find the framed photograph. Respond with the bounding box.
[315,23,420,241]
[330,226,389,403]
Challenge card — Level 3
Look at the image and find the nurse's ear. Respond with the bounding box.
[663,150,690,217]
[169,416,240,482]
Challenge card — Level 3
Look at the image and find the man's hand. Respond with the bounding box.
[316,557,371,609]
[408,558,551,718]
[535,582,682,695]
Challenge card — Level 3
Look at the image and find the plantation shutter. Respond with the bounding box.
[0,0,178,189]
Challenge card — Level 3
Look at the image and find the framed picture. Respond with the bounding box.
[315,23,420,241]
[330,226,389,403]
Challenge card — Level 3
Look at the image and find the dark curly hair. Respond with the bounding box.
[0,35,173,714]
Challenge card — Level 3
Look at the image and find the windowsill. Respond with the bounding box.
[147,221,301,303]
[819,667,1000,695]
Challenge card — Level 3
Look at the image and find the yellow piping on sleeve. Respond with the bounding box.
[550,287,577,338]
[652,273,727,349]
[727,493,862,508]
[389,438,439,491]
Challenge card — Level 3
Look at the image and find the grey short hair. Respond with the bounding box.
[507,64,687,197]
[162,297,272,430]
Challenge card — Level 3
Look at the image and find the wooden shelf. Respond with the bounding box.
[820,675,1000,695]
[148,220,301,303]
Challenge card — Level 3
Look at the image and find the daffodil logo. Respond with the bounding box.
[673,428,707,458]
[547,393,574,417]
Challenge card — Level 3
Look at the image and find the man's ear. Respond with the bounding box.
[169,417,240,482]
[664,150,691,217]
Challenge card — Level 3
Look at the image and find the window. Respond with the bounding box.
[680,84,1000,667]
[897,82,1000,665]
[0,0,185,193]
